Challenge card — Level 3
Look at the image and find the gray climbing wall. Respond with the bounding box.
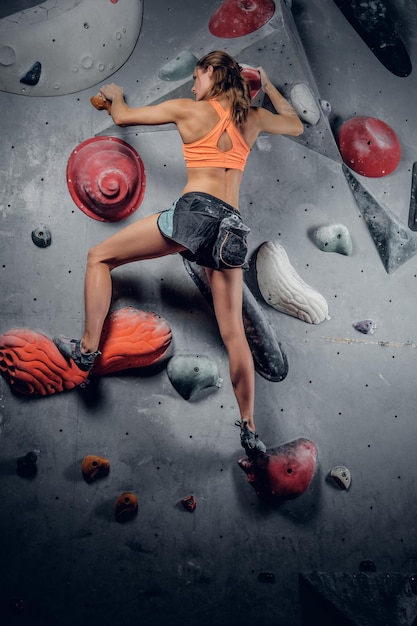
[1,1,417,625]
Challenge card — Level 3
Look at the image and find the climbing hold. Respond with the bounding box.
[16,451,38,478]
[241,65,261,100]
[90,93,112,114]
[330,465,351,490]
[313,224,353,255]
[0,328,89,396]
[67,137,146,222]
[114,492,138,523]
[158,50,198,81]
[343,165,417,273]
[208,0,276,38]
[81,455,110,483]
[290,83,320,126]
[359,560,376,572]
[93,307,172,376]
[20,61,41,86]
[167,354,222,401]
[181,495,197,512]
[408,162,417,231]
[338,116,401,177]
[254,241,329,324]
[353,319,375,335]
[238,437,317,503]
[31,225,52,248]
[183,259,288,382]
[319,99,331,117]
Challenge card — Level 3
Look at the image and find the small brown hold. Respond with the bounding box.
[81,455,110,483]
[181,494,196,512]
[90,93,112,114]
[115,492,138,523]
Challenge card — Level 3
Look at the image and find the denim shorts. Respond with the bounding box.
[157,192,250,269]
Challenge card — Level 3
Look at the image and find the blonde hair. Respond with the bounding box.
[196,51,251,127]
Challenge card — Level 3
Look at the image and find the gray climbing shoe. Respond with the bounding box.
[53,335,101,372]
[238,419,267,456]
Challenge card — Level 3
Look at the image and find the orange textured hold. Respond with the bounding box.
[0,329,88,397]
[90,93,112,114]
[93,307,172,375]
[209,0,275,38]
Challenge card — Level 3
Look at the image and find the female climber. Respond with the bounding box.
[54,50,303,455]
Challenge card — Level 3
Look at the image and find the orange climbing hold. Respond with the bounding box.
[93,307,172,376]
[209,0,275,38]
[0,328,88,397]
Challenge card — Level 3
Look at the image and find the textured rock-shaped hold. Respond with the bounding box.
[238,437,317,502]
[0,329,89,396]
[313,224,353,255]
[181,495,197,512]
[93,307,172,376]
[338,116,401,177]
[158,50,198,81]
[353,319,375,335]
[114,492,138,523]
[81,455,110,483]
[255,241,329,324]
[290,83,320,125]
[330,465,351,490]
[167,354,222,401]
[20,61,41,86]
[209,0,276,38]
[31,225,51,248]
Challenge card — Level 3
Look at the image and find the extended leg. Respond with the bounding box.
[55,214,185,368]
[206,267,255,428]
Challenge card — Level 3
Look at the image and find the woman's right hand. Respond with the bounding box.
[100,83,124,102]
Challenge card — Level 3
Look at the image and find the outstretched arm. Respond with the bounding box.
[255,67,304,137]
[97,83,188,127]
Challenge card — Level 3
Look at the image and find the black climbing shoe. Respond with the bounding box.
[53,335,101,372]
[238,419,267,456]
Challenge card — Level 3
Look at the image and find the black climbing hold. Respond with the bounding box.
[258,572,276,584]
[20,61,42,86]
[359,560,376,572]
[31,225,52,248]
[408,162,417,231]
[16,451,38,478]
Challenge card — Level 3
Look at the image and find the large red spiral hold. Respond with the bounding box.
[67,137,146,222]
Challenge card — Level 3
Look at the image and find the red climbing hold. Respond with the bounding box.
[338,116,401,177]
[209,0,276,38]
[241,66,261,99]
[67,136,146,222]
[238,437,317,503]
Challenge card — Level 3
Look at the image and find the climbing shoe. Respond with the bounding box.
[53,335,101,372]
[238,419,267,456]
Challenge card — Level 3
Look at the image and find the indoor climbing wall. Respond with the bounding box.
[1,0,417,625]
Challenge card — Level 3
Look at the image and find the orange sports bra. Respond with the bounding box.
[182,99,250,171]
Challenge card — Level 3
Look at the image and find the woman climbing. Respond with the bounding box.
[54,50,303,455]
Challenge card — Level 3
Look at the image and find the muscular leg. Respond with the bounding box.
[205,267,256,431]
[81,213,185,353]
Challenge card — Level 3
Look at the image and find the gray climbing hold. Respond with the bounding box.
[158,51,198,81]
[353,319,375,335]
[167,354,223,401]
[330,466,351,490]
[255,241,329,324]
[290,82,320,125]
[319,99,331,117]
[313,224,353,255]
[31,225,51,248]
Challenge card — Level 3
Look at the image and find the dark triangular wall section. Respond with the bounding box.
[96,0,341,163]
[300,572,417,626]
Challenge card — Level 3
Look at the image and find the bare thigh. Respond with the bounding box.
[91,213,186,269]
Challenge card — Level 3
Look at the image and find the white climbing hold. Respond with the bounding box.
[330,466,351,490]
[255,241,329,324]
[290,83,321,126]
